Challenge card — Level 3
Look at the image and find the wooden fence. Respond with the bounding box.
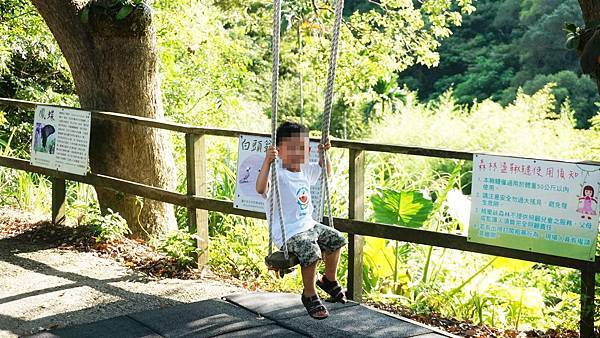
[0,97,597,337]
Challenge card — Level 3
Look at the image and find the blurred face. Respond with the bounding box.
[278,133,309,168]
[584,188,593,197]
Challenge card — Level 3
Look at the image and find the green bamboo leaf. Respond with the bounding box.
[116,5,133,20]
[370,188,433,228]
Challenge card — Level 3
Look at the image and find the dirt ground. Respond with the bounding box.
[0,208,244,337]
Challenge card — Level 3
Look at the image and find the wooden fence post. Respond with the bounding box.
[348,148,365,302]
[580,263,595,338]
[51,177,66,225]
[186,133,209,267]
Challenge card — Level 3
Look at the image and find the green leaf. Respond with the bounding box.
[116,5,133,20]
[80,7,89,24]
[563,22,577,34]
[281,15,290,33]
[491,257,534,273]
[370,189,433,228]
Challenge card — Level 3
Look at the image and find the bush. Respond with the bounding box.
[88,208,130,243]
[156,230,203,267]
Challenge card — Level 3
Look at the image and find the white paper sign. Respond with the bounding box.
[468,154,600,261]
[233,134,322,214]
[30,105,91,176]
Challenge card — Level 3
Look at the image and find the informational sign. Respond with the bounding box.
[234,134,322,214]
[468,154,600,261]
[30,105,91,176]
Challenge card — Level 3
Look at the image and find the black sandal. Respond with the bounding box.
[316,276,347,303]
[301,293,329,320]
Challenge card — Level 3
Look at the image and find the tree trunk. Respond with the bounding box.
[579,0,600,23]
[578,0,600,93]
[31,0,177,238]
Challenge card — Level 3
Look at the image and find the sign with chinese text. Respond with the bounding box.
[468,154,600,261]
[30,105,91,176]
[234,135,322,214]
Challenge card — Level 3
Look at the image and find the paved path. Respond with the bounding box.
[0,238,242,337]
[30,292,457,338]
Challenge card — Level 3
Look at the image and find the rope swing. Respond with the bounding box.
[265,0,345,277]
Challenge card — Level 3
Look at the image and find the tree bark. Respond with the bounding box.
[31,0,177,238]
[578,0,600,93]
[579,0,600,24]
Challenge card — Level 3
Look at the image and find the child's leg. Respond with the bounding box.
[300,260,319,296]
[323,248,341,281]
[300,260,328,319]
[313,224,347,302]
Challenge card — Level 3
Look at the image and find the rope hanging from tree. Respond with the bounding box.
[315,0,345,227]
[267,0,345,263]
[267,0,288,259]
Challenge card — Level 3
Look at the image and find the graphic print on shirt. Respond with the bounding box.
[296,186,310,218]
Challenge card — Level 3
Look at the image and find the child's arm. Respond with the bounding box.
[256,145,277,195]
[318,139,332,176]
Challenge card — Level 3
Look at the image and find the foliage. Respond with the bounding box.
[209,214,271,281]
[155,0,268,131]
[564,22,584,51]
[362,87,598,330]
[80,0,146,23]
[521,71,598,128]
[0,0,77,155]
[88,208,131,243]
[208,0,475,138]
[156,230,203,267]
[371,189,433,227]
[368,86,598,165]
[401,0,598,128]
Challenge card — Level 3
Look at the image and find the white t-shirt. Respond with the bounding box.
[263,163,322,248]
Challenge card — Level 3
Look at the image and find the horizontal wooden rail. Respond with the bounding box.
[0,97,473,160]
[1,154,596,272]
[4,97,599,165]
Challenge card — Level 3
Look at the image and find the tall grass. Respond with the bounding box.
[359,86,598,330]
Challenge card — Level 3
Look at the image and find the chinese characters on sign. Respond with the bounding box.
[30,106,91,176]
[234,135,322,214]
[468,154,600,261]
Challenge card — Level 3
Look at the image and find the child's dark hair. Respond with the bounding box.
[583,185,595,197]
[276,121,308,146]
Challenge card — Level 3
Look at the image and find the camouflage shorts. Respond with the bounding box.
[286,223,348,267]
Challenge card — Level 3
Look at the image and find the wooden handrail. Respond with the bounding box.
[4,97,598,164]
[1,154,596,271]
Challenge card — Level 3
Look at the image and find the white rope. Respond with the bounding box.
[268,0,288,258]
[316,0,344,226]
[268,0,345,259]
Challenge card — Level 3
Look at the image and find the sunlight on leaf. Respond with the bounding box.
[371,188,433,227]
[363,238,395,277]
[492,257,535,273]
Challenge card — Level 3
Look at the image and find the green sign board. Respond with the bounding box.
[468,154,600,261]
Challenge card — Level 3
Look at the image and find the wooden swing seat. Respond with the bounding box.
[265,250,300,277]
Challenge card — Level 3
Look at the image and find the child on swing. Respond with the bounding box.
[256,121,347,320]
